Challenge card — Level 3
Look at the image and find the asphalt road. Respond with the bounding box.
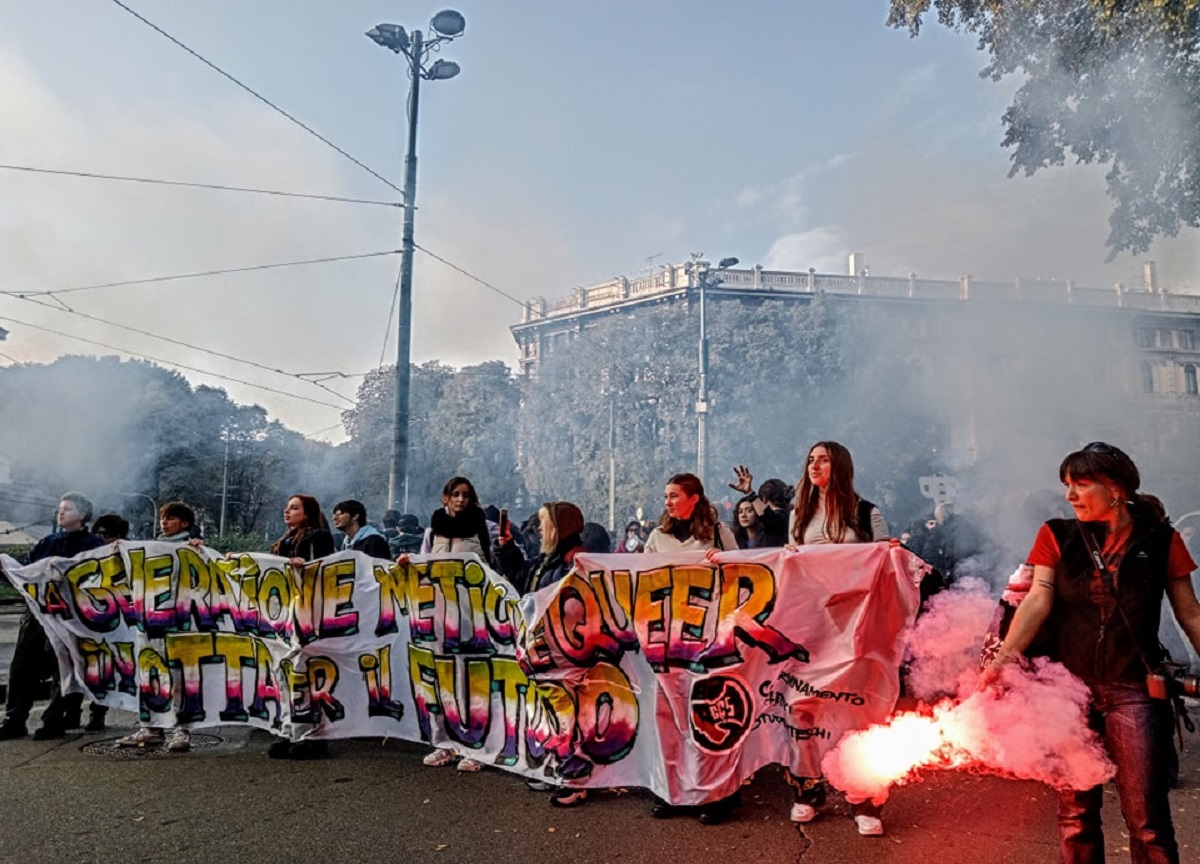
[2,601,1199,864]
[0,712,1197,864]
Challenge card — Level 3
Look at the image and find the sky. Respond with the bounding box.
[1,0,1196,442]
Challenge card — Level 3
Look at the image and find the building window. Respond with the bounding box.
[1186,364,1198,395]
[1181,330,1195,351]
[1157,329,1174,348]
[1137,328,1156,349]
[1141,363,1155,393]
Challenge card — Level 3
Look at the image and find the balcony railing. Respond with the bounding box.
[518,263,1199,324]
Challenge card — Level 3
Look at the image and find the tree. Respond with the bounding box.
[341,361,521,516]
[887,0,1200,254]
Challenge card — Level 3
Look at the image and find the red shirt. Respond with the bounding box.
[1027,523,1195,581]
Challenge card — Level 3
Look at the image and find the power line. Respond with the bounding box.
[414,243,530,309]
[1,249,400,298]
[0,314,347,411]
[11,295,358,406]
[379,257,403,368]
[108,0,405,198]
[0,164,402,208]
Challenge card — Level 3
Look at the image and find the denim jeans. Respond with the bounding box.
[1057,683,1178,864]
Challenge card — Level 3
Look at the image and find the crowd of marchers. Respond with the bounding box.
[2,438,1199,862]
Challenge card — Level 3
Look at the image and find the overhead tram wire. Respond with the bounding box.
[412,243,650,384]
[11,294,359,406]
[0,165,402,208]
[0,314,347,412]
[108,0,404,199]
[378,258,404,369]
[0,250,401,298]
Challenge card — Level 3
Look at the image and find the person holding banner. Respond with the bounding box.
[0,492,106,741]
[983,442,1200,864]
[496,501,593,807]
[644,472,737,555]
[116,501,203,753]
[787,441,891,837]
[644,473,741,824]
[411,476,494,772]
[331,499,391,559]
[267,494,334,760]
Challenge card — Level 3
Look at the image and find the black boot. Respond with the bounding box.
[698,791,741,826]
[0,719,28,740]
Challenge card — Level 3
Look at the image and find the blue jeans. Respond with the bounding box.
[1057,683,1178,864]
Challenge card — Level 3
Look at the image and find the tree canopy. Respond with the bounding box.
[887,0,1200,255]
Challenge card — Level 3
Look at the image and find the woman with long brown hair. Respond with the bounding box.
[268,494,334,760]
[644,472,736,554]
[790,441,888,547]
[644,472,738,825]
[788,441,890,836]
[271,494,335,565]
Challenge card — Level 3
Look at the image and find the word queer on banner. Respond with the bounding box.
[0,542,923,805]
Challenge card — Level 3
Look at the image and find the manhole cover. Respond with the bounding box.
[82,732,224,759]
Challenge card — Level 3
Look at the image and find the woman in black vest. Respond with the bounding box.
[787,440,890,836]
[984,442,1200,864]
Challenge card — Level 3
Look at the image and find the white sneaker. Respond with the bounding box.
[790,802,817,823]
[855,815,884,836]
[167,727,191,753]
[117,727,163,748]
[457,757,482,772]
[422,748,457,767]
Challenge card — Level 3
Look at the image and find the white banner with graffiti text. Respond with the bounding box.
[1,542,923,805]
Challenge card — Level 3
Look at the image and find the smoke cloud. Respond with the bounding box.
[822,585,1115,803]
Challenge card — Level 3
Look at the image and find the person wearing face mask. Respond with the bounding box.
[786,441,891,837]
[0,493,105,741]
[617,520,645,553]
[983,442,1200,864]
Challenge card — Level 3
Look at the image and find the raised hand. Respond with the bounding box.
[729,464,754,495]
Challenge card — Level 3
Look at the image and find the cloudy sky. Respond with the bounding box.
[1,1,1195,441]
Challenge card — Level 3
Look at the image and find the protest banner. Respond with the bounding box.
[1,542,923,804]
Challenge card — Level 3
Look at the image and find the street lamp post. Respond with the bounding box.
[367,11,466,511]
[686,254,738,491]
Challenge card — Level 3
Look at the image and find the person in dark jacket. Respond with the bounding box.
[270,495,335,565]
[497,501,590,807]
[497,501,587,595]
[726,466,791,546]
[267,494,334,760]
[0,492,105,740]
[331,499,391,559]
[983,442,1200,864]
[390,513,424,557]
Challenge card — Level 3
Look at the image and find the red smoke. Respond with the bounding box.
[821,584,1115,802]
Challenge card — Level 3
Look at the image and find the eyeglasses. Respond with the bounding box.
[1083,442,1119,455]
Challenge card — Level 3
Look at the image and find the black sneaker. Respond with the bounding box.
[267,740,293,759]
[0,720,28,741]
[549,788,587,807]
[32,725,67,741]
[286,741,328,760]
[650,800,677,819]
[84,715,106,733]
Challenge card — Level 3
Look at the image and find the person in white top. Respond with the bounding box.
[644,472,740,825]
[786,440,890,837]
[644,472,738,555]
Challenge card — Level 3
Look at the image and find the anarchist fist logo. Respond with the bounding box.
[689,675,754,753]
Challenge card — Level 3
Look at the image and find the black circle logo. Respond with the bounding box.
[689,675,754,753]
